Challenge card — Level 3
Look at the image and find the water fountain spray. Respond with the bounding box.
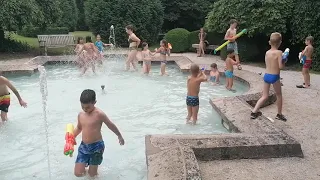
[109,25,116,47]
[38,65,52,180]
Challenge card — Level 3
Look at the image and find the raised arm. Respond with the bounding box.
[198,71,207,82]
[101,113,124,145]
[0,76,27,107]
[73,113,82,138]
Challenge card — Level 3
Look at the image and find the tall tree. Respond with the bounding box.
[34,0,61,29]
[76,0,88,30]
[57,0,78,31]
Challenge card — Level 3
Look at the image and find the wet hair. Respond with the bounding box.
[306,36,314,44]
[210,63,217,69]
[142,42,148,48]
[230,19,238,25]
[96,34,101,38]
[190,64,200,75]
[86,36,92,43]
[226,48,235,55]
[126,25,134,32]
[77,37,83,44]
[161,39,168,48]
[269,32,282,46]
[80,89,96,104]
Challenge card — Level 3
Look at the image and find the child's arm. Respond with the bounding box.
[224,29,233,41]
[198,71,207,82]
[0,76,27,107]
[278,51,284,69]
[101,113,125,145]
[301,46,308,57]
[167,48,171,56]
[73,113,82,138]
[102,41,113,46]
[152,47,161,56]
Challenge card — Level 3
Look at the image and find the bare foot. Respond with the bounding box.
[191,120,197,125]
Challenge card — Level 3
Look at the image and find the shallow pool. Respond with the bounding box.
[0,59,248,180]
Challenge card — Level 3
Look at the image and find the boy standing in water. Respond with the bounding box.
[186,64,207,125]
[225,49,238,91]
[251,32,287,121]
[95,34,113,60]
[297,36,314,88]
[0,76,27,121]
[73,89,125,177]
[224,19,242,70]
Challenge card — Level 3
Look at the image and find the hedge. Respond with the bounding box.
[18,26,69,38]
[164,28,190,53]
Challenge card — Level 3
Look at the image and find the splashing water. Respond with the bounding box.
[38,65,51,180]
[109,25,116,47]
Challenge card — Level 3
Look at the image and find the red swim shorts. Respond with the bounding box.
[303,60,312,69]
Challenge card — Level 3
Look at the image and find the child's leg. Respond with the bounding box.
[1,111,8,121]
[225,78,229,89]
[201,42,205,55]
[272,80,283,115]
[229,78,234,89]
[143,63,147,73]
[191,106,199,124]
[126,52,133,70]
[74,163,86,177]
[147,64,151,74]
[88,165,99,177]
[160,63,166,75]
[252,82,271,113]
[303,67,310,86]
[186,105,192,122]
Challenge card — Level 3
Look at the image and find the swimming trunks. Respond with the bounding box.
[210,76,216,82]
[186,96,199,107]
[144,61,151,65]
[227,42,238,54]
[161,60,167,64]
[160,50,168,55]
[76,140,105,166]
[263,73,280,84]
[95,41,104,52]
[0,94,10,113]
[303,60,312,69]
[225,70,233,78]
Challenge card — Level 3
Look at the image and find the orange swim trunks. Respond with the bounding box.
[0,94,10,112]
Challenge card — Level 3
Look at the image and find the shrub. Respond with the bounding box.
[164,28,190,53]
[220,38,259,62]
[85,0,164,47]
[0,37,31,52]
[18,26,69,37]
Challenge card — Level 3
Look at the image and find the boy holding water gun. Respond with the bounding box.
[73,89,124,177]
[224,19,242,70]
[296,36,314,88]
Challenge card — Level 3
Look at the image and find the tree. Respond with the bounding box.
[57,0,78,31]
[76,0,88,30]
[35,0,60,29]
[85,0,164,46]
[160,0,216,31]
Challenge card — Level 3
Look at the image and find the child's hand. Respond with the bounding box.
[154,48,158,51]
[19,99,27,108]
[118,136,125,145]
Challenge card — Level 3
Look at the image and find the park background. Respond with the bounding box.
[0,0,319,72]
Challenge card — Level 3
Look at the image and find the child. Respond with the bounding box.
[297,36,314,88]
[225,49,238,91]
[198,28,207,57]
[224,19,242,70]
[73,89,125,177]
[0,76,27,121]
[251,32,287,121]
[209,63,220,85]
[74,37,86,68]
[153,40,170,76]
[78,36,99,75]
[141,42,153,74]
[186,64,207,125]
[94,34,113,64]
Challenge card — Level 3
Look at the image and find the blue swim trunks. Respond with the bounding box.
[76,140,105,166]
[227,42,238,54]
[210,76,216,82]
[225,70,233,78]
[263,73,280,84]
[186,96,199,107]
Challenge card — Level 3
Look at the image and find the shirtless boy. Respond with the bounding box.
[297,36,314,88]
[225,49,238,91]
[186,64,207,125]
[0,76,27,121]
[78,36,99,75]
[224,19,242,70]
[74,89,124,177]
[251,32,287,121]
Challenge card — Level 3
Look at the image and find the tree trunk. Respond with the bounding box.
[0,29,4,41]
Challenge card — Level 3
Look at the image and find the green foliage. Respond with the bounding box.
[57,0,78,32]
[18,26,69,37]
[188,30,224,50]
[0,36,31,52]
[160,0,216,31]
[164,28,190,53]
[205,0,294,36]
[34,0,60,28]
[76,0,88,31]
[85,0,164,46]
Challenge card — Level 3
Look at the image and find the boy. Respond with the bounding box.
[0,76,27,121]
[73,89,125,177]
[186,64,207,125]
[78,36,99,75]
[297,36,314,88]
[224,19,242,70]
[198,28,207,57]
[225,49,238,91]
[251,32,287,121]
[95,34,113,65]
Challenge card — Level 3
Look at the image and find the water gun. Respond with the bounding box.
[168,43,172,49]
[64,123,75,157]
[214,29,248,54]
[299,51,306,65]
[282,48,290,63]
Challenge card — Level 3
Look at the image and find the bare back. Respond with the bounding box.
[187,75,203,96]
[0,85,9,96]
[265,49,282,74]
[83,43,96,55]
[78,108,104,144]
[225,57,235,72]
[305,45,314,60]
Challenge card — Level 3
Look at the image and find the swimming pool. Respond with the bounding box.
[0,59,249,180]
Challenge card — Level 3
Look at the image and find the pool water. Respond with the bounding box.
[0,59,248,180]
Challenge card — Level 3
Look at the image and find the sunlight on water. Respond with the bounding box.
[0,59,248,180]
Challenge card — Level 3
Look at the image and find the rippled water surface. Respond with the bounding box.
[0,59,249,180]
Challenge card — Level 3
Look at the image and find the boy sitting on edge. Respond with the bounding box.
[225,49,238,91]
[297,36,314,88]
[186,64,207,125]
[73,89,125,177]
[251,32,287,121]
[0,76,27,121]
